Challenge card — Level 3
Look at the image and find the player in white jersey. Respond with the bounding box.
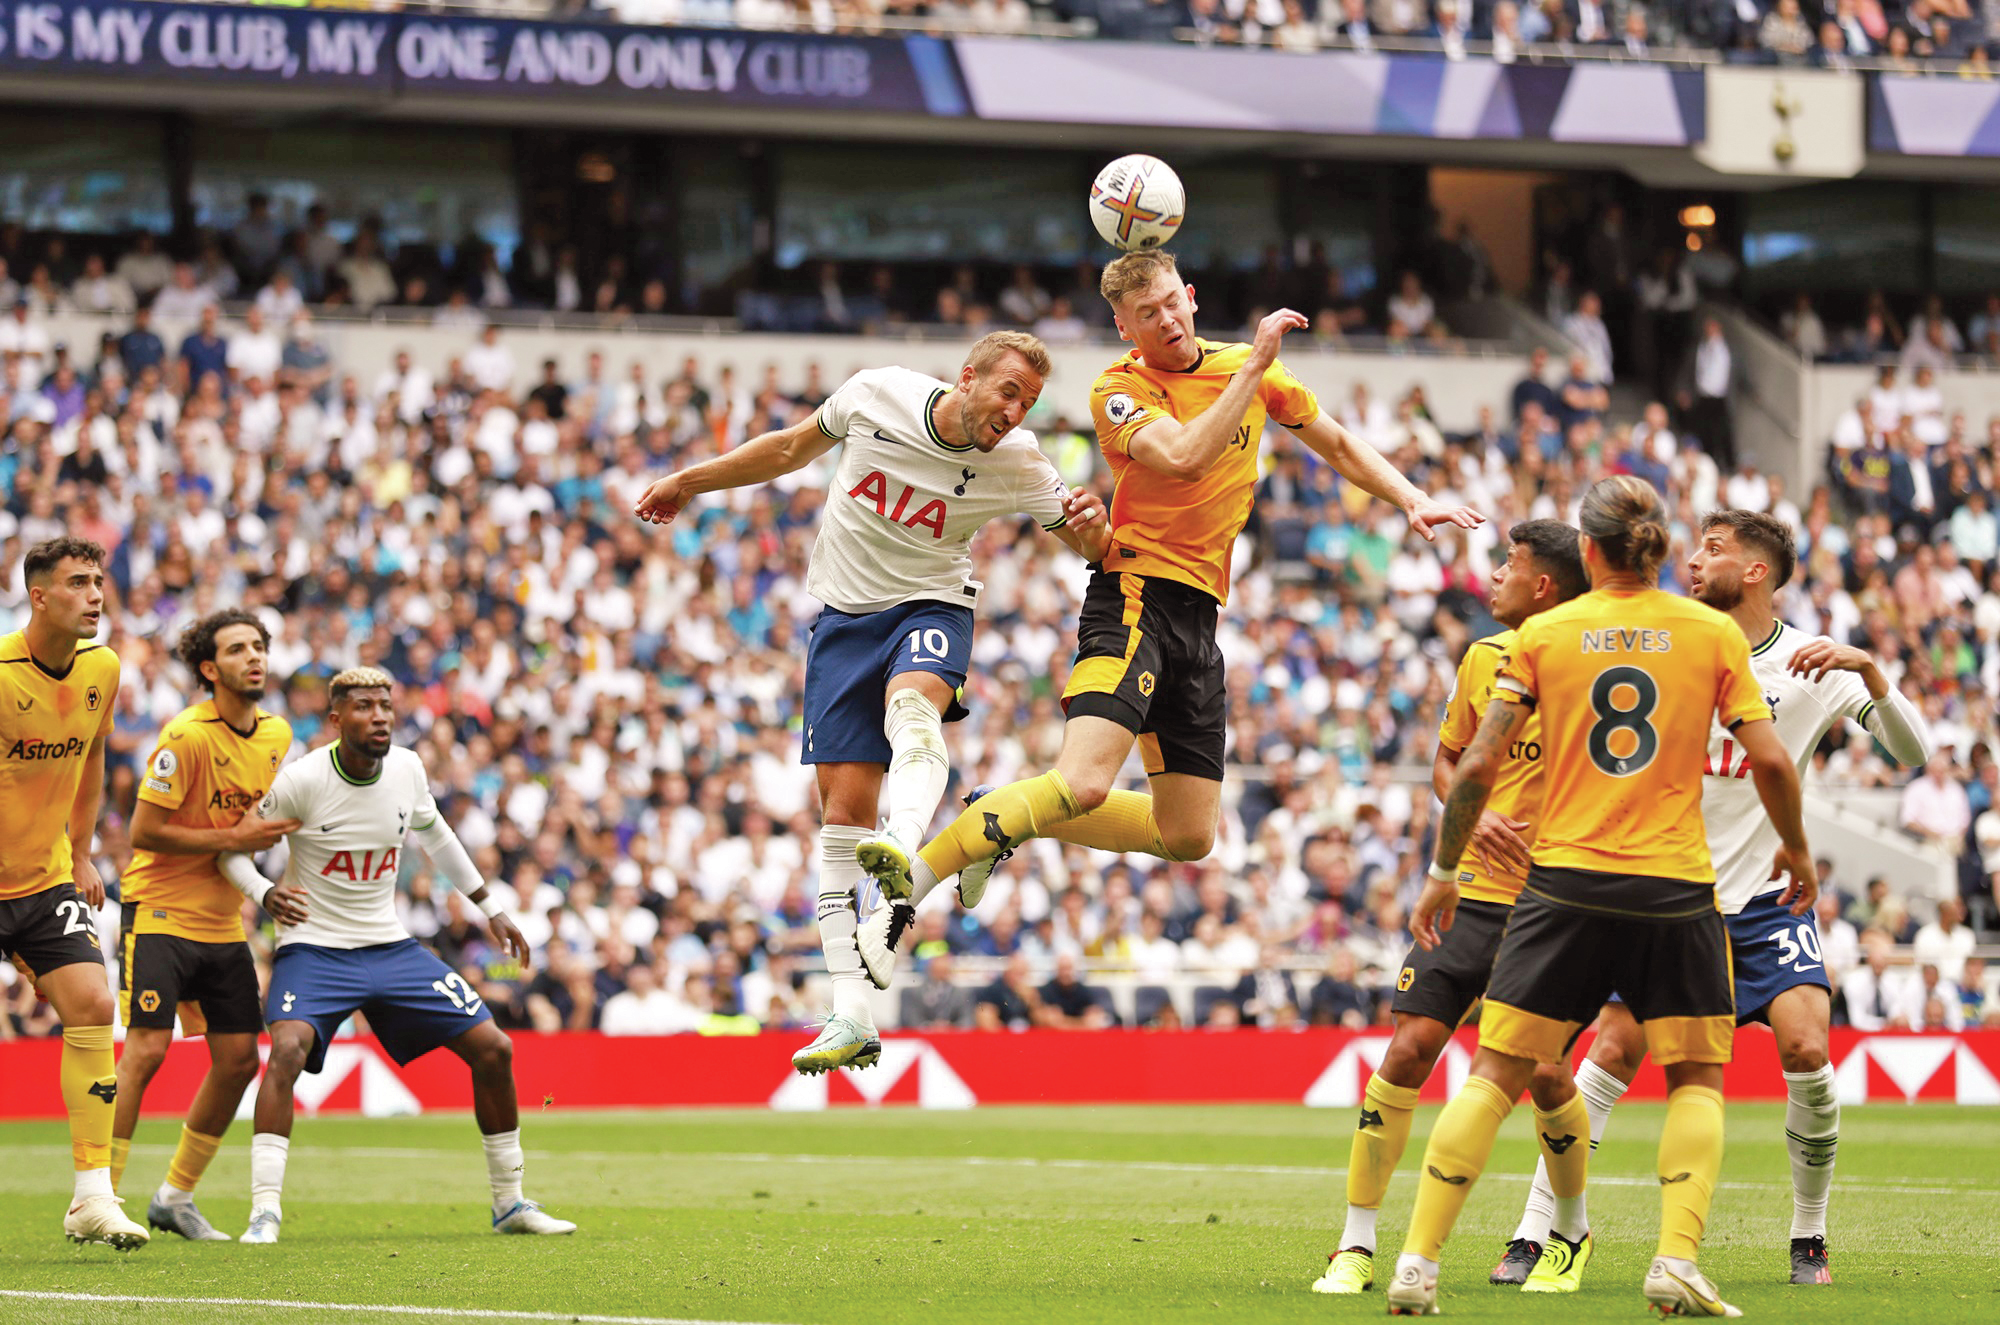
[634,332,1110,1076]
[1508,510,1930,1288]
[217,668,576,1243]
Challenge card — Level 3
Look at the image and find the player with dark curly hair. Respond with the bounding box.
[114,608,304,1241]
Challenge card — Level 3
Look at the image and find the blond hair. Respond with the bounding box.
[964,329,1052,381]
[1099,251,1180,311]
[329,666,395,706]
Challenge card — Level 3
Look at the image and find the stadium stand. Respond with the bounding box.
[4,250,1998,1042]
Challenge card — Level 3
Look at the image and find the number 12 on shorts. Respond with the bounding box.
[433,972,485,1015]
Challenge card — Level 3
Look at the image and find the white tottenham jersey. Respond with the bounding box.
[261,744,438,950]
[806,366,1071,615]
[1704,621,1874,914]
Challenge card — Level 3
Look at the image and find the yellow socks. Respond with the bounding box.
[1534,1090,1592,1240]
[1049,789,1184,859]
[165,1125,224,1194]
[1657,1084,1725,1260]
[917,770,1081,881]
[1348,1073,1422,1211]
[60,1025,116,1172]
[1403,1075,1514,1262]
[109,1136,132,1192]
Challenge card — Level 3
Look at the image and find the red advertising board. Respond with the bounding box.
[1,1029,1995,1119]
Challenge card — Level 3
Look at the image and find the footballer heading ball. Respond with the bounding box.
[1090,154,1186,253]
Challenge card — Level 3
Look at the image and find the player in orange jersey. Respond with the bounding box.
[859,250,1480,965]
[1386,476,1814,1319]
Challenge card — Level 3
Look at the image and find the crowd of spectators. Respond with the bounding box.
[1781,289,2000,367]
[1,241,1997,1043]
[0,214,1492,356]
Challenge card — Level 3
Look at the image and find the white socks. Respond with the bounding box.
[156,1181,194,1207]
[483,1128,525,1215]
[250,1132,290,1218]
[882,690,949,850]
[1783,1063,1839,1240]
[909,857,946,907]
[817,825,874,1024]
[1338,1204,1379,1253]
[1516,1059,1627,1244]
[73,1167,112,1202]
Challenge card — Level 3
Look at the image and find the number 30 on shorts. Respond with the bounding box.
[1588,665,1660,777]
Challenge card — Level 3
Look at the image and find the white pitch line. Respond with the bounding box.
[9,1142,1999,1198]
[0,1290,797,1325]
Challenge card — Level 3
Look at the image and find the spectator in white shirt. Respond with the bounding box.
[1562,289,1615,384]
[1902,962,1966,1031]
[225,306,283,385]
[1386,270,1439,340]
[1841,931,1906,1031]
[1032,296,1090,345]
[374,349,436,425]
[337,232,398,312]
[115,233,174,300]
[598,962,699,1035]
[70,254,136,316]
[1724,463,1771,513]
[0,301,51,387]
[1901,751,1971,848]
[464,324,517,394]
[1781,292,1828,360]
[997,265,1051,326]
[254,270,306,325]
[1814,890,1861,988]
[1912,896,1977,985]
[151,263,217,322]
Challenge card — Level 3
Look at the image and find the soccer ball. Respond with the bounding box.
[1089,155,1186,253]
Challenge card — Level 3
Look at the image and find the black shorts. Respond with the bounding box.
[1481,866,1735,1067]
[119,904,264,1035]
[1060,571,1225,781]
[1391,898,1511,1027]
[0,881,105,979]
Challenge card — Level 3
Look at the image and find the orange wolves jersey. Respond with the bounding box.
[1437,630,1544,905]
[1496,588,1769,884]
[0,631,117,900]
[1089,339,1318,605]
[125,700,294,942]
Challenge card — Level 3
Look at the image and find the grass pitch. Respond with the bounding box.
[0,1102,1994,1323]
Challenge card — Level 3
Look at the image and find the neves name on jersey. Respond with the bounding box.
[261,744,439,950]
[809,367,1070,616]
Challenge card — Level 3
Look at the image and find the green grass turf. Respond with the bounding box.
[0,1103,1995,1324]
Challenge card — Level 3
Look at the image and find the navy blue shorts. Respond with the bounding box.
[1727,890,1831,1026]
[268,939,493,1073]
[802,601,973,765]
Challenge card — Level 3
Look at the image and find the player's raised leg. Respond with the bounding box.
[445,1020,575,1234]
[1767,983,1837,1284]
[41,959,149,1249]
[1507,1000,1643,1282]
[855,671,959,903]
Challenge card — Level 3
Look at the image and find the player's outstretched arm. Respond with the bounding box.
[634,413,842,525]
[1288,411,1484,543]
[1416,698,1525,949]
[1124,308,1307,482]
[1786,638,1934,767]
[1735,717,1817,915]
